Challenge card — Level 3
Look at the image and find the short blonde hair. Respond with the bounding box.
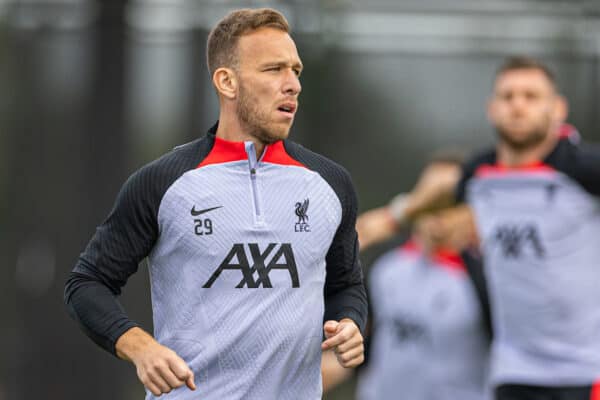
[206,8,290,77]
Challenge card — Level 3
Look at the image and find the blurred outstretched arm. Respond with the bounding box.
[357,161,461,251]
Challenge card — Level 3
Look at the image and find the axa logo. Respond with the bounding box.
[493,223,545,259]
[203,243,300,288]
[389,315,429,344]
[295,199,310,232]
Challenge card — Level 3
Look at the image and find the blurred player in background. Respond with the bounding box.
[323,192,491,399]
[65,8,367,399]
[357,56,600,400]
[356,204,491,400]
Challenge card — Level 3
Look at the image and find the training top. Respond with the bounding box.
[356,241,490,400]
[64,123,368,400]
[457,135,600,386]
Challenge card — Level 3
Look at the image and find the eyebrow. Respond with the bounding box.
[261,61,304,71]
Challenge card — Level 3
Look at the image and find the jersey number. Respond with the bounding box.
[194,219,213,235]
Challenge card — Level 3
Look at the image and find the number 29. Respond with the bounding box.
[194,219,213,235]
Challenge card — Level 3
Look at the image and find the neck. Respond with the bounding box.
[497,128,559,167]
[414,235,459,258]
[215,112,266,158]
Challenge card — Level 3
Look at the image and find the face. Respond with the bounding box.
[488,68,562,151]
[234,27,303,144]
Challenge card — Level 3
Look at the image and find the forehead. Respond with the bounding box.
[494,68,555,93]
[237,27,300,65]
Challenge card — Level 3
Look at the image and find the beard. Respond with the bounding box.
[494,114,552,151]
[237,82,290,144]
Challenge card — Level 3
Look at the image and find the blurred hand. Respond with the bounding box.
[116,327,196,396]
[356,207,397,251]
[404,162,461,218]
[321,319,364,368]
[356,162,461,252]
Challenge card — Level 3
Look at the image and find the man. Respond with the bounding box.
[356,129,580,253]
[358,57,600,400]
[457,57,600,400]
[64,8,367,399]
[356,207,490,400]
[323,158,492,399]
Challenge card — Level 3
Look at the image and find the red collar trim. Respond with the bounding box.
[558,123,580,142]
[399,239,466,272]
[399,239,421,255]
[475,161,555,178]
[433,247,466,273]
[197,137,306,169]
[262,141,305,168]
[197,137,247,168]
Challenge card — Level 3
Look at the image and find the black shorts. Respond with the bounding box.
[495,383,600,400]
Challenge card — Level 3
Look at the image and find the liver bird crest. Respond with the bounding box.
[295,199,309,223]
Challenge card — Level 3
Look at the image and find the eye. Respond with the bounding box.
[293,69,302,77]
[265,66,281,72]
[524,91,540,101]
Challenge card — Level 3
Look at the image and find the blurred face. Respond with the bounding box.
[488,68,561,150]
[415,205,478,254]
[234,27,303,144]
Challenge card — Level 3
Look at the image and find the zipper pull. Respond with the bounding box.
[245,141,259,173]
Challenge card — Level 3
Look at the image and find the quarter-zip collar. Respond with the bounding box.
[245,141,260,171]
[197,122,306,169]
[400,239,466,273]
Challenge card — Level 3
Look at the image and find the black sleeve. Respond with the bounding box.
[283,141,368,334]
[64,137,212,355]
[546,139,600,196]
[462,248,493,340]
[64,165,159,355]
[322,170,368,333]
[455,149,496,203]
[361,300,374,367]
[574,144,600,195]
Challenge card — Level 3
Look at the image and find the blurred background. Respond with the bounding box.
[1,0,599,399]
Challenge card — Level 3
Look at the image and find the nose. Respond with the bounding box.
[510,93,529,109]
[283,69,301,96]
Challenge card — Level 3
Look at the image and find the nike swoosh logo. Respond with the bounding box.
[191,205,223,216]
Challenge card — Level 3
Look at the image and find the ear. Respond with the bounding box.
[212,67,238,100]
[553,94,569,123]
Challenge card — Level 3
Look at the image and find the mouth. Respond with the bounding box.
[505,120,531,131]
[277,102,297,117]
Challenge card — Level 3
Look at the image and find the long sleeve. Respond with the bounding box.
[64,136,212,355]
[322,169,368,334]
[64,163,160,355]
